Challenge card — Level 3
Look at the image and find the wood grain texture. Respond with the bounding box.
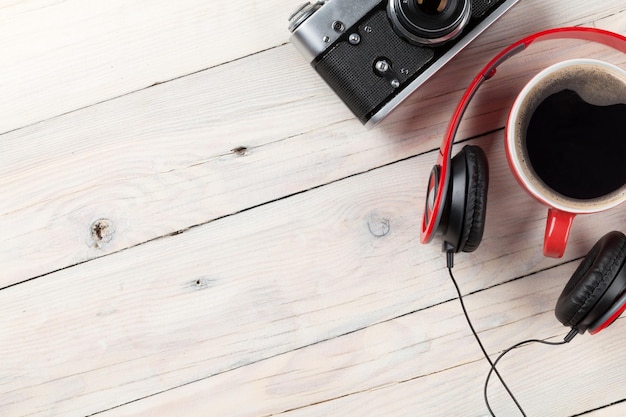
[1,0,625,416]
[0,0,292,134]
[97,267,626,417]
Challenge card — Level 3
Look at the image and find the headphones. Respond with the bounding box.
[420,27,626,336]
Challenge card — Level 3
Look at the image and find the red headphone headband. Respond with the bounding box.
[420,27,626,244]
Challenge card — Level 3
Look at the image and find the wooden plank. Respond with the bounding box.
[96,263,626,417]
[0,0,296,134]
[1,132,625,416]
[270,326,626,417]
[1,1,624,287]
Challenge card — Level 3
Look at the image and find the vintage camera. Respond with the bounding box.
[288,0,520,127]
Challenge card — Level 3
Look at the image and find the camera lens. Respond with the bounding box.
[388,0,471,45]
[415,0,449,15]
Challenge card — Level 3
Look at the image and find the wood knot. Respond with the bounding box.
[91,218,115,247]
[231,146,248,156]
[188,277,214,290]
[367,213,391,238]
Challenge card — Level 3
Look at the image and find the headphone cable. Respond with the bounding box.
[483,330,577,415]
[447,265,577,416]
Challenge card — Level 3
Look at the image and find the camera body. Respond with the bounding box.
[288,0,520,127]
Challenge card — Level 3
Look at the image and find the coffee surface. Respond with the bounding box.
[526,89,626,200]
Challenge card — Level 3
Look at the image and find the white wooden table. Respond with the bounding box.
[1,1,626,416]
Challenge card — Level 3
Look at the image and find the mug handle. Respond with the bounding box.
[544,208,576,258]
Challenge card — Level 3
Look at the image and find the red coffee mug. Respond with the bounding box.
[505,59,626,258]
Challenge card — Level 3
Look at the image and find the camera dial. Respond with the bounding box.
[288,1,328,33]
[388,0,471,45]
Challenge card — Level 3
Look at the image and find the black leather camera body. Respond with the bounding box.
[288,0,520,127]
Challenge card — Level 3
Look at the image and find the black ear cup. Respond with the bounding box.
[555,231,626,333]
[442,145,489,253]
[459,145,489,252]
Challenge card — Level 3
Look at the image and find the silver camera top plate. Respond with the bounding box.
[289,0,383,63]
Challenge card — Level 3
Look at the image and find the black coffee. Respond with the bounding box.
[526,89,626,200]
